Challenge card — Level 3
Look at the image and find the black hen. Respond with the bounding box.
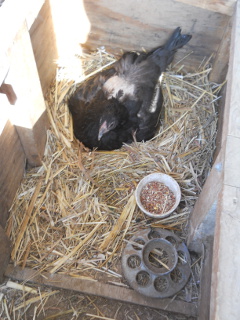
[69,90,137,150]
[68,27,191,150]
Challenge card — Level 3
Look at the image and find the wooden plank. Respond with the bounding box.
[0,94,10,133]
[210,1,240,318]
[211,185,240,319]
[30,0,58,95]
[83,0,230,71]
[0,226,11,283]
[30,0,92,94]
[224,136,240,187]
[225,15,240,140]
[210,17,232,83]
[175,0,236,16]
[198,238,214,320]
[5,22,49,167]
[213,84,227,161]
[25,0,45,30]
[4,265,198,317]
[219,3,240,145]
[0,97,25,228]
[0,0,44,84]
[0,83,17,105]
[0,51,9,86]
[187,151,223,252]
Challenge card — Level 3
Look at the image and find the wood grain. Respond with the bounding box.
[175,0,236,16]
[210,17,232,83]
[0,226,11,283]
[187,151,223,251]
[210,1,240,318]
[5,22,48,167]
[0,0,45,84]
[0,118,25,228]
[0,51,9,86]
[5,265,198,317]
[226,2,240,139]
[0,83,18,105]
[197,237,214,320]
[30,0,58,95]
[211,185,240,319]
[0,2,48,227]
[224,136,240,187]
[83,0,230,75]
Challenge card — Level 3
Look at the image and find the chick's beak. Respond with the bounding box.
[98,120,108,141]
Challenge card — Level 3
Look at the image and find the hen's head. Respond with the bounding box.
[98,98,128,140]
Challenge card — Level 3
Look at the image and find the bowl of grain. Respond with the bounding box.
[135,173,181,218]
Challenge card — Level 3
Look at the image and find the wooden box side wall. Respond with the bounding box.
[27,0,234,85]
[0,0,50,228]
[0,0,235,249]
[0,1,238,316]
[0,118,26,228]
[0,0,234,266]
[81,0,232,83]
[210,1,240,318]
[30,0,58,96]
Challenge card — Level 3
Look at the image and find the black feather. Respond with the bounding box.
[69,90,137,150]
[68,27,192,150]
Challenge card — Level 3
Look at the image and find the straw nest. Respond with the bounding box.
[6,49,223,297]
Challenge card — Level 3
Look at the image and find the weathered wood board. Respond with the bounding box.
[30,0,58,95]
[175,0,236,16]
[210,2,240,318]
[82,0,232,82]
[187,151,223,252]
[5,265,198,317]
[0,0,239,317]
[0,0,44,78]
[0,97,25,227]
[5,22,48,167]
[0,0,48,229]
[0,226,11,283]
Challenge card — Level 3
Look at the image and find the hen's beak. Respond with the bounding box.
[98,120,108,140]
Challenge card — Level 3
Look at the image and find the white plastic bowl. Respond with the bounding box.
[135,173,181,219]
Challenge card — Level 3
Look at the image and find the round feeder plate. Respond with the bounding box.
[122,228,191,298]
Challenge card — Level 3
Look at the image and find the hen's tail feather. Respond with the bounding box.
[151,27,192,71]
[164,27,192,52]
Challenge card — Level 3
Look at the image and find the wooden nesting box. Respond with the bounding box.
[0,0,239,319]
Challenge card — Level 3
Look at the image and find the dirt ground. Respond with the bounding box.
[0,281,196,320]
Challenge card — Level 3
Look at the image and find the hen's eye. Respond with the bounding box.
[109,121,115,129]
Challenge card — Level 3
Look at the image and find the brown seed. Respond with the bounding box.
[140,181,176,215]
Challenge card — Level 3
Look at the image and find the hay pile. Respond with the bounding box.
[0,280,59,319]
[6,50,222,290]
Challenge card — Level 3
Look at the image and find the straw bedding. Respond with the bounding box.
[6,49,223,297]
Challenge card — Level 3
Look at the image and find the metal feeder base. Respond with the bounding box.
[122,228,191,298]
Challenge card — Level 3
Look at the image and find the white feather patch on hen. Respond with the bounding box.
[103,76,135,101]
[149,83,160,113]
